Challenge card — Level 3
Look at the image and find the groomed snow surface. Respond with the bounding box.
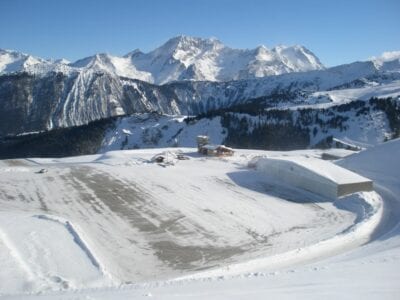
[0,140,399,299]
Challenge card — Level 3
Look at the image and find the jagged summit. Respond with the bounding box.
[0,49,39,73]
[371,51,400,72]
[0,48,73,74]
[123,49,143,58]
[0,38,324,83]
[164,35,224,50]
[123,36,325,83]
[2,37,398,85]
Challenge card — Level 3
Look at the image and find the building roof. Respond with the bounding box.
[264,156,372,185]
[202,144,218,150]
[197,135,209,140]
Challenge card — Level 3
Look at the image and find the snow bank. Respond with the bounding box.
[338,138,400,182]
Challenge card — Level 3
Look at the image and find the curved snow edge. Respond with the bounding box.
[174,191,383,281]
[33,214,115,283]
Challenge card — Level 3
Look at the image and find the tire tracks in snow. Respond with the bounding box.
[176,191,384,280]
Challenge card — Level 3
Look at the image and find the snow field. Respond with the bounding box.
[9,141,397,299]
[0,147,387,297]
[0,213,113,295]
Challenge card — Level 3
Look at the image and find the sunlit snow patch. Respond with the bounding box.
[0,213,113,294]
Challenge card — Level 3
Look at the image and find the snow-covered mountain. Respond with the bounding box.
[1,36,325,83]
[1,93,398,159]
[2,38,400,86]
[0,49,73,75]
[1,39,400,143]
[98,95,397,153]
[70,53,153,82]
[74,44,399,85]
[2,38,400,299]
[122,36,325,83]
[371,51,400,72]
[1,56,400,137]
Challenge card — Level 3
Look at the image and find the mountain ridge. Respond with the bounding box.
[0,37,399,143]
[1,36,325,83]
[2,36,399,86]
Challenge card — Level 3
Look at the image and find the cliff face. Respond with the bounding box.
[0,59,389,137]
[0,72,67,136]
[0,72,178,136]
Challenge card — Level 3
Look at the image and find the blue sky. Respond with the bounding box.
[0,0,399,66]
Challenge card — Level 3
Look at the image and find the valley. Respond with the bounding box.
[0,34,399,299]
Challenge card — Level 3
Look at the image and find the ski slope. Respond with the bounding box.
[311,80,400,105]
[0,141,399,299]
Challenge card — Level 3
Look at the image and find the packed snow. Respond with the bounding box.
[0,139,399,298]
[0,213,113,293]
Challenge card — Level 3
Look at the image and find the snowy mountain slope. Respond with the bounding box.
[0,90,398,158]
[1,36,324,83]
[70,53,153,82]
[371,51,400,72]
[0,42,400,139]
[164,60,399,113]
[97,96,397,153]
[1,58,400,137]
[125,36,324,83]
[0,49,74,75]
[99,114,227,152]
[0,71,180,136]
[2,40,399,86]
[309,80,400,107]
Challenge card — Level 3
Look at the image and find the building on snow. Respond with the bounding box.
[196,135,234,157]
[255,156,373,200]
[200,144,234,156]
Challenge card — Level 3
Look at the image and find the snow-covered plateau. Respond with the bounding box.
[0,139,399,299]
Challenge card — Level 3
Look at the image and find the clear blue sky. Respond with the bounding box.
[0,0,399,66]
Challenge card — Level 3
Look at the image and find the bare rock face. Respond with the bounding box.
[0,56,395,137]
[0,40,399,153]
